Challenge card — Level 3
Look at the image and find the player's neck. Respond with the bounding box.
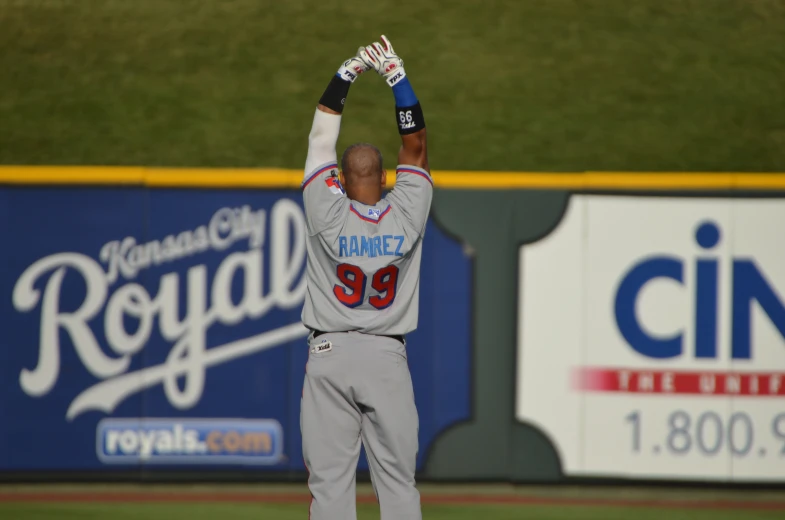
[348,190,382,206]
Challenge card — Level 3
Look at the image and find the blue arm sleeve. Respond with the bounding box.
[392,77,418,107]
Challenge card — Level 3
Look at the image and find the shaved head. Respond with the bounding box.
[341,143,383,185]
[339,143,386,205]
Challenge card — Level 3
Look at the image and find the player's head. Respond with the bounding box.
[340,143,387,204]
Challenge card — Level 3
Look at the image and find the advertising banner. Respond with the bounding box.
[516,195,785,481]
[0,187,471,472]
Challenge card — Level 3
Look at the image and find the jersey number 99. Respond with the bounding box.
[333,264,400,309]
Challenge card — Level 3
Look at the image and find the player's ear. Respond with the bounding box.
[339,170,347,187]
[381,169,387,189]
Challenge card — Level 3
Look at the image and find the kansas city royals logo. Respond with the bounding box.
[12,203,309,420]
[325,171,345,195]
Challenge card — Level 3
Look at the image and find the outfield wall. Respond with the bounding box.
[1,168,784,483]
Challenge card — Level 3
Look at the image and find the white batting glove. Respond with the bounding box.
[336,49,370,83]
[360,35,407,87]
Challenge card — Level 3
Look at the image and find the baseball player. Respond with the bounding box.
[299,35,431,520]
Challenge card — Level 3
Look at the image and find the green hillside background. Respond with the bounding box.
[1,0,783,172]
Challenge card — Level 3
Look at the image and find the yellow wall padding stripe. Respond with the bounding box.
[1,166,784,190]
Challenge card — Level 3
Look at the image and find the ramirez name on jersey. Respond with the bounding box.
[338,235,405,258]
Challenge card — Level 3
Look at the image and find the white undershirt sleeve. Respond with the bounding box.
[304,109,342,178]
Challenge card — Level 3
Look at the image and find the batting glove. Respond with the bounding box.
[360,35,407,87]
[336,49,370,83]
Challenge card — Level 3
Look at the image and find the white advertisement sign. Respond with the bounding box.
[516,195,785,481]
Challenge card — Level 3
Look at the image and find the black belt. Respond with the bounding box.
[312,330,405,345]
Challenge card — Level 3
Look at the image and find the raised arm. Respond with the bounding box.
[361,36,429,173]
[304,53,369,176]
[302,52,369,235]
[398,127,428,172]
[361,36,433,237]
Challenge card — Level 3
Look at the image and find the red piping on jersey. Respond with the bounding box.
[350,204,392,224]
[396,167,433,186]
[302,164,338,190]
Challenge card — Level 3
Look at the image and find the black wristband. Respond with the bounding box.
[319,75,351,113]
[395,102,425,135]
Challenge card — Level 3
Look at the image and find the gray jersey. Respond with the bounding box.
[300,161,433,335]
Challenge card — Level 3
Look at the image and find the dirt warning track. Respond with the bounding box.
[1,491,785,511]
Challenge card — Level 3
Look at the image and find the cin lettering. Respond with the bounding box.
[615,221,785,359]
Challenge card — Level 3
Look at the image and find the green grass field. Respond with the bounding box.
[2,485,785,520]
[1,0,784,171]
[1,502,784,520]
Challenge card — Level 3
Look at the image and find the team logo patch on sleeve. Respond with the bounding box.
[325,171,345,195]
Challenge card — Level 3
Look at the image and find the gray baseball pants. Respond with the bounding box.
[300,331,421,520]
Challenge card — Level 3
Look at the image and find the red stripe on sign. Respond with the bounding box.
[573,368,785,397]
